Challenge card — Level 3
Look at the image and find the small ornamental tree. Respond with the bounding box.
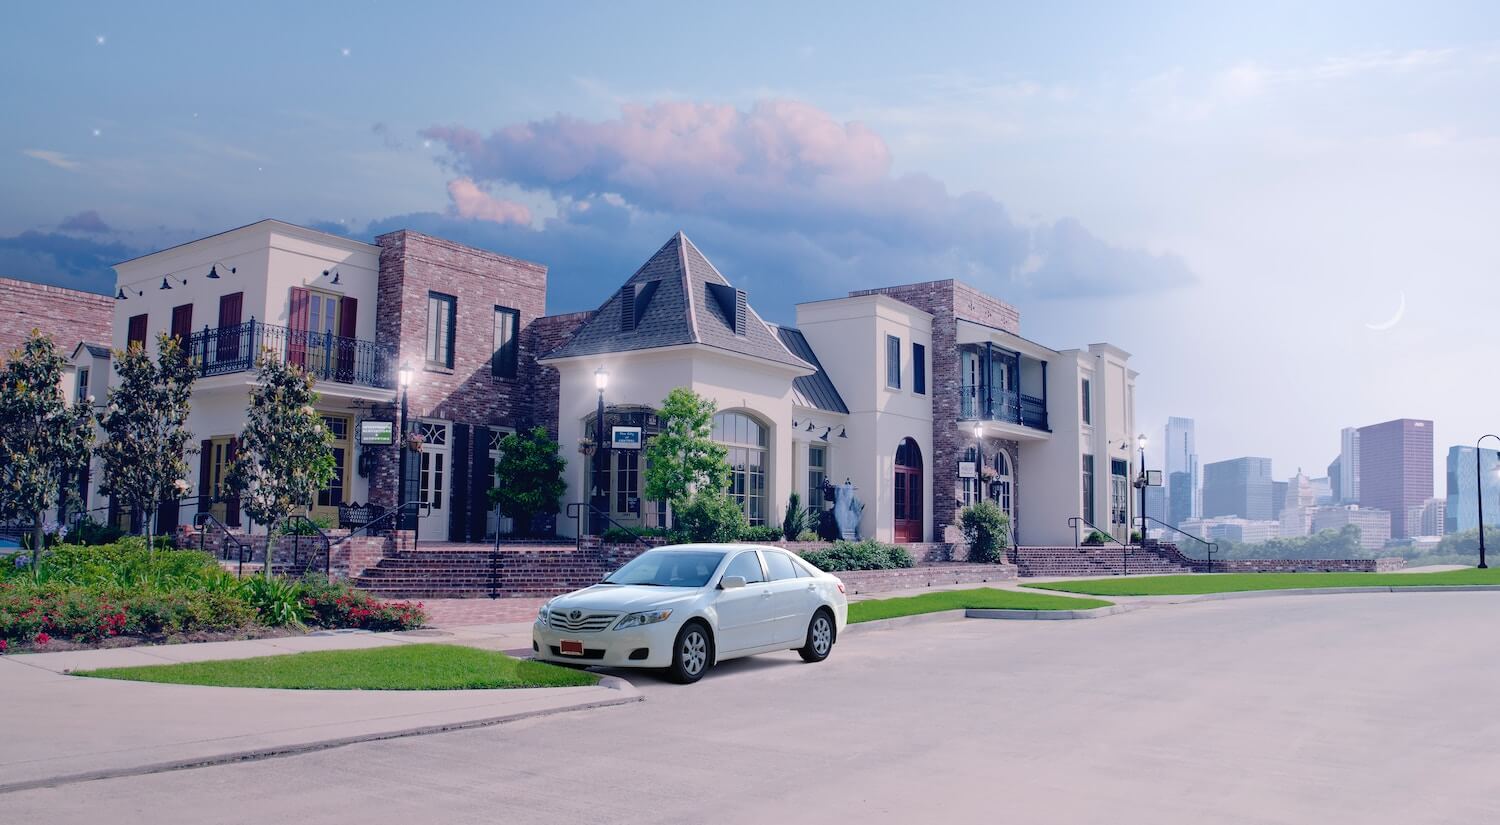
[643,388,730,523]
[96,333,196,552]
[0,332,94,557]
[225,351,334,576]
[490,426,567,536]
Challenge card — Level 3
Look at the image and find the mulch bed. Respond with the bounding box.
[4,625,302,655]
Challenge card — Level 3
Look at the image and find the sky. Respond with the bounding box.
[3,1,1498,489]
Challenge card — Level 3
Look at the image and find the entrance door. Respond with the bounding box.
[416,421,449,542]
[611,449,642,526]
[311,414,351,526]
[486,428,514,539]
[893,438,923,542]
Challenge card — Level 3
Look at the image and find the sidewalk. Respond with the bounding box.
[0,627,637,793]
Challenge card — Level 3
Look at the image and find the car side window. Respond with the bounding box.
[763,551,799,581]
[723,551,766,584]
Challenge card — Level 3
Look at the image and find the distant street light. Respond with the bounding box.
[1477,434,1500,569]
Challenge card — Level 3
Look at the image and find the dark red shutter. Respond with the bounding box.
[216,292,243,363]
[127,314,148,350]
[170,304,193,341]
[336,296,358,381]
[449,424,470,542]
[198,439,213,515]
[224,438,241,527]
[287,288,310,367]
[470,426,492,541]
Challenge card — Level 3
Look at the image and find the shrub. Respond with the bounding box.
[781,492,815,541]
[673,490,747,544]
[960,501,1010,563]
[799,540,915,572]
[599,526,669,544]
[1130,530,1143,544]
[298,576,426,631]
[242,575,309,627]
[739,525,784,543]
[1083,530,1110,546]
[795,529,821,543]
[69,515,126,546]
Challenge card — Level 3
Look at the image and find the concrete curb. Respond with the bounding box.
[1177,584,1500,603]
[965,603,1144,620]
[0,675,642,795]
[842,610,967,636]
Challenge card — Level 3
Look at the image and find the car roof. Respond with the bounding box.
[647,543,775,553]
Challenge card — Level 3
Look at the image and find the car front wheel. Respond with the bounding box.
[668,621,713,684]
[798,609,835,663]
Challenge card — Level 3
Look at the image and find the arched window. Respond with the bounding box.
[993,449,1013,521]
[960,446,981,506]
[713,411,769,526]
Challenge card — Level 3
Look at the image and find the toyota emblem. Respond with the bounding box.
[570,610,582,621]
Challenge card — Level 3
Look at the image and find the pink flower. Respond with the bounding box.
[35,632,51,646]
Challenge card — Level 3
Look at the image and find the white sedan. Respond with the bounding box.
[532,544,848,683]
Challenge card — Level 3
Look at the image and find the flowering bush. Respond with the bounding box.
[298,576,426,632]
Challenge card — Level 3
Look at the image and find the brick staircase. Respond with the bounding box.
[1008,545,1197,577]
[353,542,649,599]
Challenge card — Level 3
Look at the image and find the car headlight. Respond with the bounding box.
[614,609,673,630]
[535,603,552,626]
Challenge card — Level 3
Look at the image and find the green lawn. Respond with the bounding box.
[75,643,599,690]
[848,587,1112,623]
[1025,567,1500,597]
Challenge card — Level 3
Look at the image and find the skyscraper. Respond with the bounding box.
[1202,457,1275,520]
[1357,418,1434,539]
[1327,455,1343,502]
[1340,427,1361,504]
[1164,417,1199,521]
[1168,471,1193,526]
[1445,445,1500,534]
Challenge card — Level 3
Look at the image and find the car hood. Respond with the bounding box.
[548,584,703,613]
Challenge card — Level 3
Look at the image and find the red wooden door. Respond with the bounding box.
[287,287,310,367]
[893,438,923,542]
[216,292,243,364]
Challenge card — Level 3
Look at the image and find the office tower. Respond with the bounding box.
[1357,419,1434,539]
[1445,445,1500,534]
[1202,457,1275,520]
[1164,417,1199,520]
[1340,427,1361,504]
[1168,471,1193,526]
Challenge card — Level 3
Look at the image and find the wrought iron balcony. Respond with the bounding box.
[184,320,396,390]
[959,385,1049,431]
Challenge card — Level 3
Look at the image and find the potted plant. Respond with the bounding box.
[577,436,597,457]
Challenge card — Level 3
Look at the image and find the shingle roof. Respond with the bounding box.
[771,326,849,414]
[545,232,811,371]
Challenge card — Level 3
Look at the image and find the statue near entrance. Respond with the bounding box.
[833,479,864,541]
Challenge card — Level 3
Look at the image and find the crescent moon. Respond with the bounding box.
[1365,292,1406,331]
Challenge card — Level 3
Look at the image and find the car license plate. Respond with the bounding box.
[559,639,585,656]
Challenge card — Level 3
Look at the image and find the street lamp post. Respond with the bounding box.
[1130,433,1149,576]
[397,365,413,532]
[593,367,609,534]
[972,420,984,504]
[1476,435,1500,569]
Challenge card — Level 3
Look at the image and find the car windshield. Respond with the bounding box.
[602,550,726,588]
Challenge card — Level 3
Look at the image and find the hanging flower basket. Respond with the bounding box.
[577,436,598,457]
[405,431,425,451]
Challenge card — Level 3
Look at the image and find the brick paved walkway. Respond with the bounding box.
[420,597,548,627]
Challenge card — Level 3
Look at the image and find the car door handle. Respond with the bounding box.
[806,583,816,590]
[760,590,772,598]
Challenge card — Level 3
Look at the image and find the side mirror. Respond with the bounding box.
[719,575,747,590]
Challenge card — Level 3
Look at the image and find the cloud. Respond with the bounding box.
[0,231,136,293]
[22,149,80,171]
[58,210,111,234]
[445,178,532,226]
[420,99,1192,299]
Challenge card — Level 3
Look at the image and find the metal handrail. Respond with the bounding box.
[280,514,333,577]
[194,511,252,577]
[1142,516,1219,567]
[564,502,652,550]
[334,500,432,542]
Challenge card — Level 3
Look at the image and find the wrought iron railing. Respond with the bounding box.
[194,511,253,577]
[564,502,653,551]
[281,514,332,577]
[1142,516,1219,568]
[1067,515,1133,576]
[959,386,1048,431]
[185,320,396,389]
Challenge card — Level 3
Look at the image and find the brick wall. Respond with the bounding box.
[367,232,548,540]
[837,564,1017,594]
[847,279,1023,543]
[0,276,113,360]
[527,310,596,440]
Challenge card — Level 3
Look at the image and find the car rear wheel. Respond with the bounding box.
[798,609,835,663]
[668,621,713,684]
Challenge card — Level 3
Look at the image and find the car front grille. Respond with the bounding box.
[548,611,620,633]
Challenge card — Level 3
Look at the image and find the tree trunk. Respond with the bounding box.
[30,511,43,572]
[264,519,276,579]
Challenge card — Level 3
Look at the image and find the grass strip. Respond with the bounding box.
[848,587,1112,624]
[75,643,598,690]
[1024,568,1500,597]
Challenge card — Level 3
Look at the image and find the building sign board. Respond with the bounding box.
[611,426,643,449]
[958,461,977,479]
[359,420,395,445]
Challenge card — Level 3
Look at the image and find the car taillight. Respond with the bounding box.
[836,583,845,594]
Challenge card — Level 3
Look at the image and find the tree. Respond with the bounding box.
[225,351,334,575]
[643,388,729,521]
[0,332,94,557]
[96,333,196,553]
[490,426,567,536]
[960,500,1011,563]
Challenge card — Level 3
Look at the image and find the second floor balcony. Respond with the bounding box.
[185,320,396,390]
[957,342,1049,432]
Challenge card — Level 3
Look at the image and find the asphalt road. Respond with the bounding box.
[11,592,1500,824]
